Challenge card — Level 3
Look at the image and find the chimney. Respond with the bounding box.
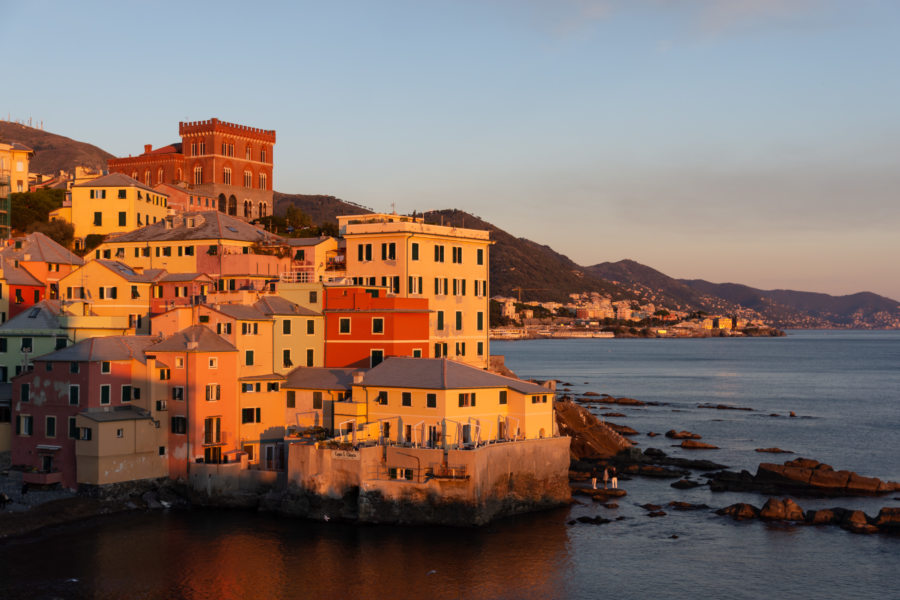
[144,144,152,154]
[353,371,364,384]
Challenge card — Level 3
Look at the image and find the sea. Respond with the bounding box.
[1,330,898,600]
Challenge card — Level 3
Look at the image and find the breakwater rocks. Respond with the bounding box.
[555,400,633,459]
[717,498,900,535]
[709,458,900,497]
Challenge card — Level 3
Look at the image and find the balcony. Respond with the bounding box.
[23,470,64,485]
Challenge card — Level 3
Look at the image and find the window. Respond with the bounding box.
[370,349,384,367]
[44,416,56,438]
[283,349,293,368]
[159,369,170,380]
[376,391,388,405]
[209,357,218,369]
[313,391,323,410]
[434,245,445,262]
[118,212,126,227]
[100,384,111,405]
[286,390,296,408]
[339,318,350,334]
[381,242,396,261]
[434,342,447,358]
[121,385,132,403]
[93,212,102,226]
[372,318,384,334]
[437,311,444,331]
[452,246,462,263]
[70,362,79,374]
[171,416,187,434]
[267,382,279,392]
[0,339,5,352]
[205,384,221,402]
[357,243,373,262]
[309,290,318,304]
[69,385,80,405]
[307,319,315,335]
[413,348,422,358]
[116,428,124,438]
[245,350,254,366]
[477,312,484,331]
[194,166,203,185]
[283,319,291,335]
[306,348,314,367]
[242,408,261,424]
[477,248,484,265]
[427,393,437,408]
[22,337,33,351]
[17,415,33,436]
[20,383,30,403]
[223,168,232,185]
[101,361,111,374]
[458,392,476,407]
[402,392,411,407]
[408,276,423,294]
[172,387,184,401]
[259,173,267,190]
[434,278,448,295]
[411,242,419,260]
[69,417,78,438]
[455,311,463,330]
[477,341,484,356]
[499,390,508,405]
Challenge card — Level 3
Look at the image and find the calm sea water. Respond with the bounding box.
[1,331,898,600]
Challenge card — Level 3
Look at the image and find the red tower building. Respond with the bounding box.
[108,118,275,221]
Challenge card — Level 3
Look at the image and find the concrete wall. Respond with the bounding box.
[282,436,571,525]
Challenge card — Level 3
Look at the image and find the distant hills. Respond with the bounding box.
[5,123,896,328]
[0,121,112,174]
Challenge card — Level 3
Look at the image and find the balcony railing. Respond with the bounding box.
[23,470,64,485]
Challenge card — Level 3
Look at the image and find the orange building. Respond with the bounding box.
[323,285,430,369]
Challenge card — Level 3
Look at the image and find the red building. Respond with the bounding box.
[323,286,430,369]
[1,257,46,320]
[10,337,156,489]
[108,118,275,221]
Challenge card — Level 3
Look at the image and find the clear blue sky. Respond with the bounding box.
[5,0,900,300]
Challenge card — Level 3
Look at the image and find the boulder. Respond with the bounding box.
[602,412,626,418]
[680,440,719,450]
[671,479,701,490]
[716,503,760,521]
[874,507,900,531]
[755,448,793,454]
[576,515,611,525]
[668,501,709,511]
[805,509,837,525]
[666,430,702,440]
[846,473,885,494]
[760,498,805,521]
[783,498,805,521]
[808,469,850,490]
[841,510,877,534]
[640,503,662,511]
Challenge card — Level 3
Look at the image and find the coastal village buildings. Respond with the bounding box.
[338,213,491,368]
[0,141,33,240]
[49,173,170,251]
[107,118,275,221]
[1,231,85,302]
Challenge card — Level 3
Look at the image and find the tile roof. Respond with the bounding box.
[105,211,283,244]
[361,357,551,394]
[1,232,84,266]
[0,258,44,286]
[37,336,156,364]
[95,260,166,282]
[72,172,160,195]
[158,272,212,283]
[147,325,237,353]
[80,405,154,423]
[0,300,64,332]
[212,304,270,321]
[254,295,319,316]
[283,367,358,390]
[286,236,334,247]
[239,373,285,381]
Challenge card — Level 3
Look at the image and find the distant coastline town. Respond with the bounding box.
[489,292,783,339]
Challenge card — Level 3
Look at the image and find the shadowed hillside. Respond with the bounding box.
[0,122,113,174]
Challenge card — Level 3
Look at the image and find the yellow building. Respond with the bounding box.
[57,260,165,334]
[714,317,733,330]
[338,214,491,368]
[330,357,555,448]
[0,141,34,238]
[52,172,170,249]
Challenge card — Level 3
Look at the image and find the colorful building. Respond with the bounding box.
[329,357,555,447]
[108,118,275,221]
[323,285,430,369]
[0,258,46,320]
[338,213,491,368]
[0,141,33,239]
[50,173,170,249]
[10,336,159,489]
[1,231,84,300]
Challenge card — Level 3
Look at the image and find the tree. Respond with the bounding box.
[29,220,75,249]
[10,189,65,232]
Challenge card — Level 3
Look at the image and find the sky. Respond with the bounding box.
[4,0,900,300]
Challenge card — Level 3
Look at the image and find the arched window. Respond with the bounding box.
[223,168,232,185]
[194,166,203,185]
[259,202,267,219]
[228,195,237,216]
[218,193,227,213]
[144,170,151,186]
[176,168,183,181]
[131,171,138,180]
[245,145,252,160]
[157,168,164,184]
[244,171,252,188]
[259,173,267,191]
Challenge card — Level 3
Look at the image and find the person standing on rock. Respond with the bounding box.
[610,467,618,490]
[602,467,609,490]
[591,470,598,490]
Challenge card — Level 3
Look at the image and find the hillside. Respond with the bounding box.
[273,192,373,224]
[0,121,113,174]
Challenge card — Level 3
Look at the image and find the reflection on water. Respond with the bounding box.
[0,508,573,600]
